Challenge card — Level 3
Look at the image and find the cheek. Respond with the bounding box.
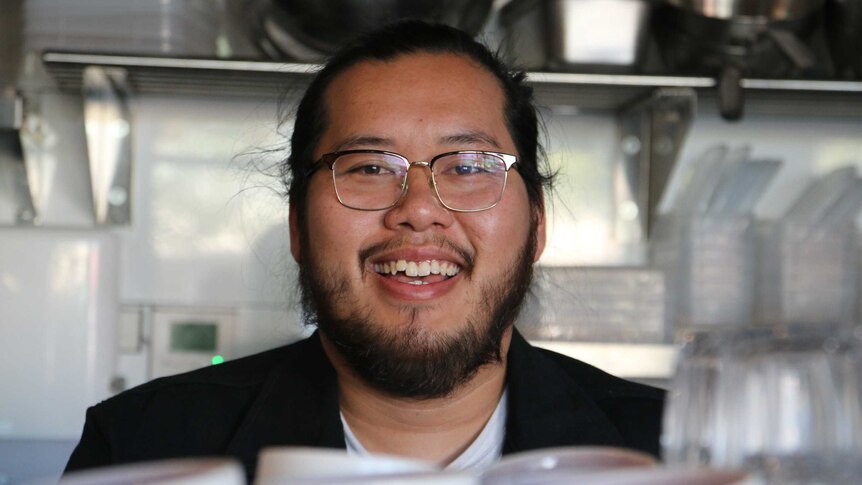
[304,180,375,268]
[467,183,534,261]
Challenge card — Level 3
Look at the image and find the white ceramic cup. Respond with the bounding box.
[58,458,244,485]
[254,447,444,485]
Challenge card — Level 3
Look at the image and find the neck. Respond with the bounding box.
[320,327,512,465]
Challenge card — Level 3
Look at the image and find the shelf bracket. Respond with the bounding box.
[0,92,39,225]
[615,88,695,243]
[83,66,133,225]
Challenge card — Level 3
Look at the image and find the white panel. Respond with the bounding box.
[0,229,118,439]
[540,111,619,265]
[119,95,290,307]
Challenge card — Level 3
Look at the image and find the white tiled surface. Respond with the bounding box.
[0,229,119,439]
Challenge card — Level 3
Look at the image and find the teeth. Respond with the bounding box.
[373,258,461,278]
[418,261,431,277]
[406,261,419,277]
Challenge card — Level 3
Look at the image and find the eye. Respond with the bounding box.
[438,155,501,177]
[453,164,486,175]
[353,164,386,175]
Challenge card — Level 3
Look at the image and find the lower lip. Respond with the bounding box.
[372,271,460,301]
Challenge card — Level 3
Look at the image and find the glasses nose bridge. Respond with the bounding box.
[403,160,436,186]
[406,160,433,172]
[399,159,442,202]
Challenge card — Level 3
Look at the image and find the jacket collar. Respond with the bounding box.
[225,328,627,477]
[503,329,625,453]
[226,332,344,477]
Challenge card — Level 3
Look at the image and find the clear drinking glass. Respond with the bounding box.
[663,323,862,484]
[661,328,729,466]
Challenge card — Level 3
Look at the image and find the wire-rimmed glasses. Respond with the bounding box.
[307,149,518,212]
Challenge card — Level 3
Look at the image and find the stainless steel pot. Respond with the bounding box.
[656,0,829,119]
[666,0,825,21]
[826,0,862,78]
[249,0,494,61]
[500,0,652,73]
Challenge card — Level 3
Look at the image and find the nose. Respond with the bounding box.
[382,164,454,232]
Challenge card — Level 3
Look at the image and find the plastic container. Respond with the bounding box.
[516,265,666,343]
[650,214,756,333]
[754,221,857,325]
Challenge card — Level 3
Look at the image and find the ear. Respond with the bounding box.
[289,204,302,263]
[533,205,547,263]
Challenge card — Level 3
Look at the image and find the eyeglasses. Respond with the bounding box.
[308,149,518,212]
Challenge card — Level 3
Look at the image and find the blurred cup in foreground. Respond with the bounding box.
[254,447,445,485]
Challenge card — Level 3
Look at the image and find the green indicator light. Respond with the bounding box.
[211,355,225,365]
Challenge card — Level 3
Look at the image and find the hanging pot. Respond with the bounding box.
[246,0,494,61]
[656,0,828,120]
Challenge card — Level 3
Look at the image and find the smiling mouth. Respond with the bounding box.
[372,259,462,286]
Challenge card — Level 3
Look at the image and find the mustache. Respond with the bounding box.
[358,235,475,274]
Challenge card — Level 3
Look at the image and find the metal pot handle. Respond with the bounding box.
[718,64,744,121]
[768,28,817,72]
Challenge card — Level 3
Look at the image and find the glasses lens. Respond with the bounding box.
[332,152,407,210]
[433,153,508,211]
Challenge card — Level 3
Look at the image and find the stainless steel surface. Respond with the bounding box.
[0,94,23,131]
[0,0,23,89]
[0,2,30,224]
[617,88,696,240]
[500,0,650,72]
[2,131,36,225]
[827,0,862,78]
[254,0,493,61]
[83,66,132,225]
[40,51,862,115]
[656,0,830,119]
[666,0,825,21]
[0,94,35,225]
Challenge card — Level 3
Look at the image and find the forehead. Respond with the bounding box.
[318,52,512,153]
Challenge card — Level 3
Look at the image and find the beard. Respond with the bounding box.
[297,218,538,400]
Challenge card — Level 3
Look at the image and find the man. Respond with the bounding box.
[65,21,663,480]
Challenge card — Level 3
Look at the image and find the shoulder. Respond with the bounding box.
[506,332,665,456]
[66,334,337,472]
[530,345,665,403]
[87,337,316,440]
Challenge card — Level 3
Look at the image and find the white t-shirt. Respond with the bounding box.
[341,388,508,471]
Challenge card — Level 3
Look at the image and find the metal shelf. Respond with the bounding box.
[41,51,862,116]
[531,341,679,380]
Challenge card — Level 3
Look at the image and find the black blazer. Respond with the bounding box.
[65,329,665,481]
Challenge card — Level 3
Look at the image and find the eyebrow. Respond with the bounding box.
[332,135,395,152]
[440,131,502,149]
[331,130,502,152]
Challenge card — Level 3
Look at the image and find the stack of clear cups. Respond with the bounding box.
[662,322,862,483]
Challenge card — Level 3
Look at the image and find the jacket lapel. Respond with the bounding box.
[225,332,345,475]
[503,330,625,453]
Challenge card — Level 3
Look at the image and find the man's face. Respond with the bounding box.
[290,52,546,398]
